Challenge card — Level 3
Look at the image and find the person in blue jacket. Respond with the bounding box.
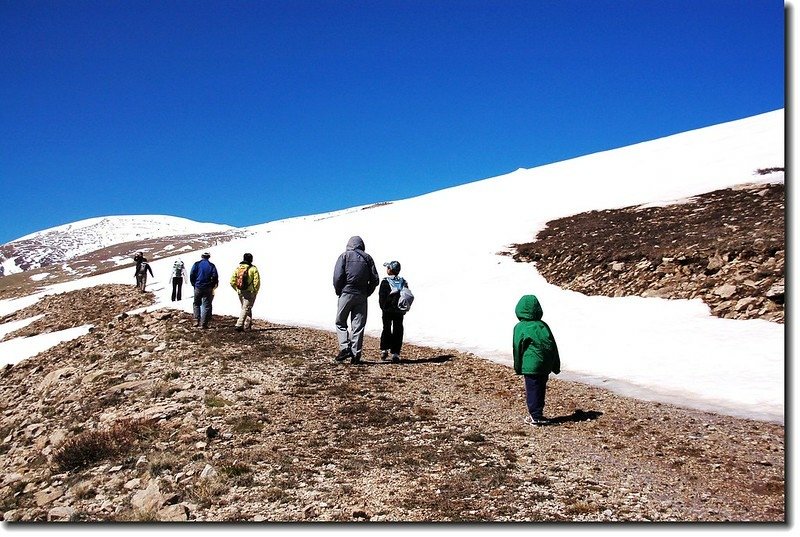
[190,252,219,328]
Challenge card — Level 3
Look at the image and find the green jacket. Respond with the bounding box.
[513,295,561,375]
[229,263,261,295]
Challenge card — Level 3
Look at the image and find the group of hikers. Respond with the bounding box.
[131,234,562,426]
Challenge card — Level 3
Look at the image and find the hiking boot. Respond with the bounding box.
[335,349,352,362]
[234,326,244,332]
[350,354,362,364]
[391,353,400,363]
[380,350,389,361]
[194,321,201,328]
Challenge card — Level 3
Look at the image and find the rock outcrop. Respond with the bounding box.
[511,182,784,323]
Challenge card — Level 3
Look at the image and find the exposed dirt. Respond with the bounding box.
[0,285,784,522]
[510,181,784,323]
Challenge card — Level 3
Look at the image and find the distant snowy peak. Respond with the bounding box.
[0,215,237,276]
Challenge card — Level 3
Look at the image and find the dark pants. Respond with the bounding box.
[171,277,183,301]
[193,287,214,326]
[524,374,549,419]
[380,311,405,354]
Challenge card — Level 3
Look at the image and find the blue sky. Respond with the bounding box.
[0,0,785,244]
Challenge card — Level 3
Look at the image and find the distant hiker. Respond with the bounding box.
[171,258,188,301]
[190,252,219,328]
[230,253,261,332]
[378,260,409,363]
[133,252,144,287]
[332,236,379,364]
[513,294,561,426]
[136,256,154,292]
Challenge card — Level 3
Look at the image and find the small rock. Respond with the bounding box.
[199,464,217,480]
[124,478,141,490]
[713,284,737,299]
[34,487,64,507]
[47,506,75,522]
[1,473,25,487]
[157,504,188,521]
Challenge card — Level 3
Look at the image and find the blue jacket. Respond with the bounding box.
[333,236,379,296]
[190,259,219,290]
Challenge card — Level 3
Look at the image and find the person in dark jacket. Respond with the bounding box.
[378,260,407,363]
[513,294,561,426]
[133,252,144,288]
[332,236,379,363]
[136,256,154,292]
[190,252,219,328]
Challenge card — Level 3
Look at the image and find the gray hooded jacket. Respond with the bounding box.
[333,236,379,297]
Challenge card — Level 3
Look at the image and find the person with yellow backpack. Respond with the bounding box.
[230,253,261,332]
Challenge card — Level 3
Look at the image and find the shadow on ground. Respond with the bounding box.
[548,409,603,425]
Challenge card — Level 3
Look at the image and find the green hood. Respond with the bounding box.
[515,295,543,321]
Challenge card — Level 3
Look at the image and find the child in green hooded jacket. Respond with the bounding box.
[513,294,561,425]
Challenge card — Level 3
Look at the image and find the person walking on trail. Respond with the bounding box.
[332,236,379,364]
[190,252,219,328]
[133,252,144,288]
[513,294,561,426]
[136,256,154,292]
[378,260,408,363]
[171,258,188,301]
[230,253,261,332]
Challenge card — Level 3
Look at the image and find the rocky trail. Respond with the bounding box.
[0,285,784,522]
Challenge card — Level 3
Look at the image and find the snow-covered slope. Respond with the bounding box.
[0,215,236,276]
[0,110,785,422]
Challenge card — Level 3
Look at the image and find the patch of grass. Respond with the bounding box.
[463,432,486,443]
[163,370,181,380]
[566,501,596,515]
[205,394,232,408]
[229,416,264,434]
[413,405,437,420]
[187,478,229,507]
[149,453,180,476]
[53,418,157,472]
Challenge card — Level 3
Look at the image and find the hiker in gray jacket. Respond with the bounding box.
[333,236,379,364]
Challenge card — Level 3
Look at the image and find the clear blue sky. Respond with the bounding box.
[0,0,785,244]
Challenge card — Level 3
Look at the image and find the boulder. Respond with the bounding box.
[131,480,164,512]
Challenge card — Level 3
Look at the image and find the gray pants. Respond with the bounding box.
[335,293,368,359]
[136,274,147,292]
[236,292,257,329]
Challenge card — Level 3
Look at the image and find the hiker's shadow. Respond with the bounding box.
[548,409,603,424]
[369,354,455,365]
[399,354,454,365]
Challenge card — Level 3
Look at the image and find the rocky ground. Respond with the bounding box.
[510,180,785,323]
[0,285,784,522]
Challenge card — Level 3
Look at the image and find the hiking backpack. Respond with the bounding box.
[235,265,249,290]
[398,286,414,312]
[387,277,414,312]
[173,260,184,278]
